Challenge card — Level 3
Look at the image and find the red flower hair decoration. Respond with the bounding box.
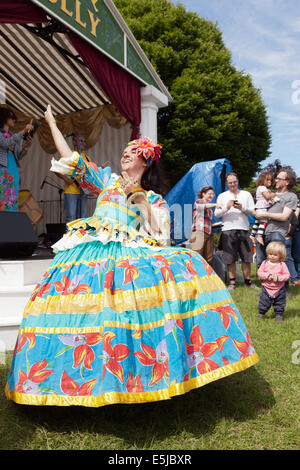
[128,137,162,166]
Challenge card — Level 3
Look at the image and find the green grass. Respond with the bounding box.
[0,271,299,450]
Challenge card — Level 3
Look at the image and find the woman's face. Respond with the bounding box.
[6,115,16,129]
[120,146,147,173]
[203,189,215,202]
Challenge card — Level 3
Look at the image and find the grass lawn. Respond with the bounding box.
[0,270,299,450]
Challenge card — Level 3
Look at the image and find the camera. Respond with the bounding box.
[23,120,41,140]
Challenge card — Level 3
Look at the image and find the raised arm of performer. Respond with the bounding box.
[44,105,72,159]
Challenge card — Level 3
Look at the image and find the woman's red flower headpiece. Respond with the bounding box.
[128,137,162,166]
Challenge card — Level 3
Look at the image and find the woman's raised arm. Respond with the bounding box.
[44,105,72,159]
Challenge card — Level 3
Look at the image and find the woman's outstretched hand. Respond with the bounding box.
[45,105,56,126]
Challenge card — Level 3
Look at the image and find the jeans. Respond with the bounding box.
[292,231,300,281]
[258,285,286,317]
[256,232,298,283]
[64,193,87,223]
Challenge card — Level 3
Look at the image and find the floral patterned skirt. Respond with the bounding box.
[0,152,19,212]
[6,240,259,407]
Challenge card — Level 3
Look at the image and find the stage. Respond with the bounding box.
[0,247,53,352]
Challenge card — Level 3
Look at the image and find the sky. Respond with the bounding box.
[175,0,300,177]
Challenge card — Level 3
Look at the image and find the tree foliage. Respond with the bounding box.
[115,0,271,187]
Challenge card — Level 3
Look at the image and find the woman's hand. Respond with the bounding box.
[22,135,34,154]
[22,123,34,135]
[119,171,139,195]
[44,105,56,126]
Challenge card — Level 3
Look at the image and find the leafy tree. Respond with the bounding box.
[115,0,271,187]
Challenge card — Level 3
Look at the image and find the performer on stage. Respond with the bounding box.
[55,133,90,223]
[5,105,259,407]
[0,107,33,212]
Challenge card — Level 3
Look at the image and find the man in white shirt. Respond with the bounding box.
[215,172,258,290]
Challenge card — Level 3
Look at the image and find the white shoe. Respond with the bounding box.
[245,283,260,290]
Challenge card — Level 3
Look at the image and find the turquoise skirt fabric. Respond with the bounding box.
[6,241,258,407]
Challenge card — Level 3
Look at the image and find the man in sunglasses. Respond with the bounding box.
[255,167,299,287]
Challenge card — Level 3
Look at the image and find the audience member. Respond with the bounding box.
[257,241,290,323]
[255,167,299,286]
[55,133,90,223]
[215,172,258,290]
[190,186,222,264]
[291,197,300,284]
[251,172,279,246]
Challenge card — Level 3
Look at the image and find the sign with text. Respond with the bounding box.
[32,0,159,88]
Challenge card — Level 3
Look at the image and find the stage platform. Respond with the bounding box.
[0,247,54,352]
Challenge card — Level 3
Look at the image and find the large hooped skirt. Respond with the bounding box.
[5,241,259,407]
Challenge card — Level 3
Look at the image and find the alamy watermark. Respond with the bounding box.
[291,80,300,104]
[291,340,300,364]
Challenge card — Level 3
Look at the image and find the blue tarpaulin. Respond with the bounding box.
[165,158,232,244]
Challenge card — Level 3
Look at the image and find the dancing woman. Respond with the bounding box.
[6,105,258,407]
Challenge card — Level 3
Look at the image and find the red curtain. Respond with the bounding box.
[0,0,47,23]
[68,32,141,139]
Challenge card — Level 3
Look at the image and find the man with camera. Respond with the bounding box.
[214,172,258,290]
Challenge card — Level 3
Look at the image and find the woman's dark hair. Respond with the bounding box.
[256,172,273,186]
[197,186,214,198]
[0,107,17,128]
[141,160,170,197]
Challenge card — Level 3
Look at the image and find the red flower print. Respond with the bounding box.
[104,270,114,290]
[126,373,144,393]
[185,260,198,277]
[58,333,103,370]
[60,371,97,396]
[132,330,143,339]
[199,258,213,275]
[14,359,53,394]
[134,340,169,387]
[232,332,255,359]
[54,274,91,295]
[152,255,175,283]
[16,333,36,354]
[185,325,228,375]
[116,259,139,285]
[102,332,130,383]
[214,305,239,329]
[30,282,51,301]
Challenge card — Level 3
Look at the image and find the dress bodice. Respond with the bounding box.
[50,152,170,252]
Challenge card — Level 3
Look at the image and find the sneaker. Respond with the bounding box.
[275,315,283,323]
[245,283,260,290]
[257,314,265,319]
[228,284,236,291]
[292,280,300,286]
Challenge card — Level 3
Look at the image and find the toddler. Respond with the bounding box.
[252,172,279,246]
[257,241,290,323]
